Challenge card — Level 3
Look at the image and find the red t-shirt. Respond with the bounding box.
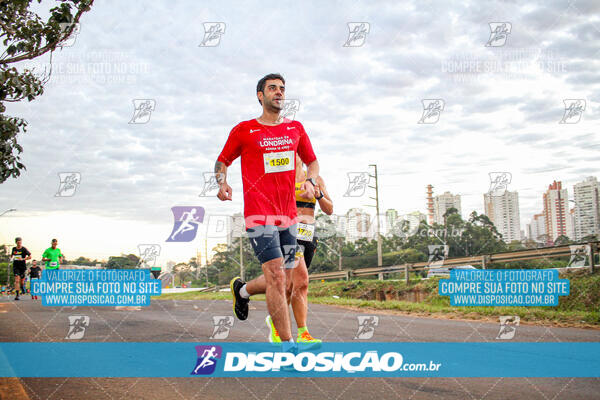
[217,119,317,228]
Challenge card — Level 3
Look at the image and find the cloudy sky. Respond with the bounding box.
[1,0,599,265]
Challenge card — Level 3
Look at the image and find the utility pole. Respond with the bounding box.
[196,249,201,280]
[368,164,383,280]
[338,236,343,271]
[240,235,244,281]
[205,238,209,287]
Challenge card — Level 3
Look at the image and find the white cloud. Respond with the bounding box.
[1,0,599,262]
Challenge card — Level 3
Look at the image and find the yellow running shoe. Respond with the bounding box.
[266,315,281,344]
[297,330,322,350]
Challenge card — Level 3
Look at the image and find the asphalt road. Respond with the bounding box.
[1,295,599,399]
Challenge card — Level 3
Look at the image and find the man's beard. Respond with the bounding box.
[269,98,283,111]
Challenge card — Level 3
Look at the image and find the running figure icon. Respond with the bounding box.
[166,206,205,242]
[191,345,222,375]
[193,347,217,373]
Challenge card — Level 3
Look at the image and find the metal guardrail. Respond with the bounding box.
[308,241,599,282]
[308,270,350,281]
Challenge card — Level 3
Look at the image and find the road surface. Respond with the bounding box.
[0,296,598,399]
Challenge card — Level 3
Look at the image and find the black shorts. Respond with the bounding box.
[297,236,318,268]
[13,264,26,279]
[247,224,298,269]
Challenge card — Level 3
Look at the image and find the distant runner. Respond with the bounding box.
[29,260,42,300]
[42,239,65,270]
[10,237,31,301]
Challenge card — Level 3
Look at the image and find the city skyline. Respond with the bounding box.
[3,174,599,265]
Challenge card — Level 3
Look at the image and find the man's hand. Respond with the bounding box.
[217,182,233,201]
[300,181,316,200]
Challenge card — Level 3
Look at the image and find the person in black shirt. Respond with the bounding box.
[11,237,31,301]
[28,260,42,300]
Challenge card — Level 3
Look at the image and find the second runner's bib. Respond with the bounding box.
[297,222,315,241]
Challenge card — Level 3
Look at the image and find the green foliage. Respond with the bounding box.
[105,254,139,269]
[306,210,508,272]
[205,210,592,283]
[209,240,261,285]
[0,0,94,182]
[71,256,100,266]
[0,262,13,287]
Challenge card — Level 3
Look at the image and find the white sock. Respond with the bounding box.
[239,284,250,299]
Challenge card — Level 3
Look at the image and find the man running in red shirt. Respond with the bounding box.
[215,73,319,348]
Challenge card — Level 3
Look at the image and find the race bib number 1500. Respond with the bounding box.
[264,151,294,174]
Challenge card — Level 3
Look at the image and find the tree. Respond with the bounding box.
[209,239,261,285]
[1,0,94,182]
[72,256,94,265]
[506,240,525,251]
[172,262,194,286]
[105,254,139,269]
[580,234,598,243]
[553,235,572,246]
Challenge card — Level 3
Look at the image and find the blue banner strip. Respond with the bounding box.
[1,342,599,377]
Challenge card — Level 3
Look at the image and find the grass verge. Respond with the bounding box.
[155,269,600,328]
